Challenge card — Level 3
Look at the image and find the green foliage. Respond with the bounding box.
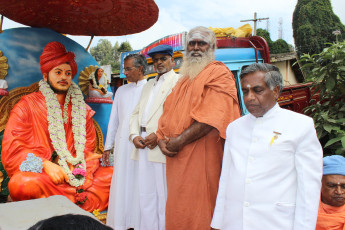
[90,40,133,73]
[293,0,345,57]
[300,41,345,155]
[271,39,290,54]
[256,29,292,54]
[118,41,132,53]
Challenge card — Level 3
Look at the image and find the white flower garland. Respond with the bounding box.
[39,80,87,187]
[89,71,108,92]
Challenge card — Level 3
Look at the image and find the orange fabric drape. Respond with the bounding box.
[2,92,113,212]
[316,201,345,230]
[157,61,241,230]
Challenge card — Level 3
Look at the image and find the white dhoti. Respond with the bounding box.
[89,89,113,98]
[138,131,167,230]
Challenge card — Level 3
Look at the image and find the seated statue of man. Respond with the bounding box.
[1,41,113,212]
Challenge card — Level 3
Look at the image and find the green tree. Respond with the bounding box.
[118,41,132,53]
[293,0,345,57]
[90,39,113,65]
[300,41,345,155]
[257,28,273,48]
[256,29,291,54]
[90,40,133,73]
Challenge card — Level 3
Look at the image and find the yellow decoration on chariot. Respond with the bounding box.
[78,65,99,96]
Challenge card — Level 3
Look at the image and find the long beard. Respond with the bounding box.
[179,49,215,80]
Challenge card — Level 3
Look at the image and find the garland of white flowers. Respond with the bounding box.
[89,71,108,91]
[39,80,87,187]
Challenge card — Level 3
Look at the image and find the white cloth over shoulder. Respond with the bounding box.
[105,79,147,230]
[211,104,323,230]
[0,79,8,89]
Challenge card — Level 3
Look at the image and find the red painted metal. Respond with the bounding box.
[278,82,320,114]
[0,0,159,36]
[249,36,271,64]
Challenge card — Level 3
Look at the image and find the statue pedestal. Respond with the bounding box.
[85,97,113,104]
[0,195,101,230]
[0,89,8,96]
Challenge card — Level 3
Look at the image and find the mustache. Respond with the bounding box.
[188,51,204,57]
[58,80,68,84]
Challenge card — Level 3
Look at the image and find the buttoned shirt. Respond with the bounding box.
[141,73,167,127]
[211,104,323,230]
[105,79,147,151]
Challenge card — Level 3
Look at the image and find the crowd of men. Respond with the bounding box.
[2,25,345,230]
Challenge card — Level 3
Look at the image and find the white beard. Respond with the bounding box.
[179,49,215,80]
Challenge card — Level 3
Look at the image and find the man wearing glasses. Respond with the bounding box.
[104,54,147,230]
[129,45,179,230]
[156,27,241,230]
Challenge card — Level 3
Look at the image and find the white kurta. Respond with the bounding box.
[211,104,323,230]
[105,79,147,230]
[138,74,168,230]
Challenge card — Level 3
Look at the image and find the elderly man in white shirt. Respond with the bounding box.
[211,63,323,230]
[129,45,179,230]
[103,54,148,230]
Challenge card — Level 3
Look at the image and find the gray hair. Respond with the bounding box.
[187,26,217,50]
[124,54,147,74]
[240,63,283,95]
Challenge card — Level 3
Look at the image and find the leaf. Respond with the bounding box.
[323,124,334,133]
[327,118,338,123]
[324,136,343,148]
[342,136,345,149]
[337,118,345,123]
[326,78,336,91]
[338,66,345,72]
[301,63,314,69]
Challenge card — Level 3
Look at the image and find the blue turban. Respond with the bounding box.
[323,155,345,176]
[147,45,173,57]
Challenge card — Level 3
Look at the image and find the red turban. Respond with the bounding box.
[40,41,78,78]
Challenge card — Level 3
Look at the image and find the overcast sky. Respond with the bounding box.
[2,0,345,50]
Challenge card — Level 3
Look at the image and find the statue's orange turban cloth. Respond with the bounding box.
[40,41,77,77]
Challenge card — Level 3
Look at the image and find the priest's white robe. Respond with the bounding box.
[105,79,147,230]
[211,104,323,230]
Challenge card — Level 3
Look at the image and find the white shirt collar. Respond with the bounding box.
[249,103,280,120]
[154,69,174,84]
[133,78,147,87]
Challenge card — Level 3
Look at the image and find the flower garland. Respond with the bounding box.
[39,80,87,187]
[89,71,108,92]
[75,186,87,205]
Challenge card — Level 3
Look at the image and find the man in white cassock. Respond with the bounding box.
[129,45,179,230]
[103,54,147,230]
[211,63,323,230]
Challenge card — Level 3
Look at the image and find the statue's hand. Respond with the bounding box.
[43,160,69,184]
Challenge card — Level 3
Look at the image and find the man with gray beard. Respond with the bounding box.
[156,26,241,230]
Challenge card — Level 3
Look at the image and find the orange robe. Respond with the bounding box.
[316,201,345,230]
[156,61,241,230]
[1,92,113,212]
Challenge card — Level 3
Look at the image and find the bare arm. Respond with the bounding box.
[165,121,214,153]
